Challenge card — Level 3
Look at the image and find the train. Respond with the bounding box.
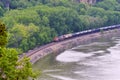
[53,24,120,42]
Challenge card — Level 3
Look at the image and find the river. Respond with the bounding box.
[33,36,120,80]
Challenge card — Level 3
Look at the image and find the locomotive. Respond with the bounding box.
[53,24,120,42]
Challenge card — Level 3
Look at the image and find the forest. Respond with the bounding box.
[0,0,120,53]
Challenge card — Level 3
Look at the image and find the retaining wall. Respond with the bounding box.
[28,29,120,64]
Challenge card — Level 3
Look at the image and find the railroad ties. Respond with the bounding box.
[23,27,120,64]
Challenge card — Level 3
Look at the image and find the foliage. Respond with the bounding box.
[0,0,120,52]
[0,22,7,47]
[2,0,120,79]
[0,22,39,80]
[95,0,120,11]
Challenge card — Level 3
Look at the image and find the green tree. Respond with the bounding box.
[95,0,120,11]
[0,22,39,80]
[2,0,120,52]
[0,22,7,47]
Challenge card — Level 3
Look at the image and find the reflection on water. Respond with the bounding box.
[33,37,120,80]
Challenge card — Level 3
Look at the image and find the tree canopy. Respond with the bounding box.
[0,0,120,79]
[0,0,120,52]
[0,22,39,80]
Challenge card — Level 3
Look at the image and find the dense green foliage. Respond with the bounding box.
[0,22,7,47]
[0,22,38,80]
[0,0,120,52]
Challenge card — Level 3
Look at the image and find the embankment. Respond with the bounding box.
[26,29,120,64]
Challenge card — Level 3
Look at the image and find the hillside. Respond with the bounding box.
[0,0,120,53]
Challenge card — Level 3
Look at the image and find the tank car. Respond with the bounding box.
[72,32,80,37]
[53,24,120,42]
[64,34,72,39]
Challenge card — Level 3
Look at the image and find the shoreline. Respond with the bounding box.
[25,28,120,64]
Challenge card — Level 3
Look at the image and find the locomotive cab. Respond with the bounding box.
[53,37,59,42]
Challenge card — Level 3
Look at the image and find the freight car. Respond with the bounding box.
[53,24,120,42]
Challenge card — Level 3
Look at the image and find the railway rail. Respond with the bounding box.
[25,42,56,57]
[20,24,120,63]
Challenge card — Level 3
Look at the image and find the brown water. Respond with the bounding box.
[33,36,120,80]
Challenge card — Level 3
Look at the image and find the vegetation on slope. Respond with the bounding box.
[0,0,120,52]
[0,22,39,80]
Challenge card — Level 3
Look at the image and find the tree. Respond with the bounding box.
[0,22,39,80]
[2,0,120,52]
[95,0,120,11]
[0,22,7,47]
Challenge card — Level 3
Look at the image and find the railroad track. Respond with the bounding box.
[19,42,56,58]
[20,26,120,59]
[27,42,56,57]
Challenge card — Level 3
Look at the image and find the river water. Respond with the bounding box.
[33,36,120,80]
